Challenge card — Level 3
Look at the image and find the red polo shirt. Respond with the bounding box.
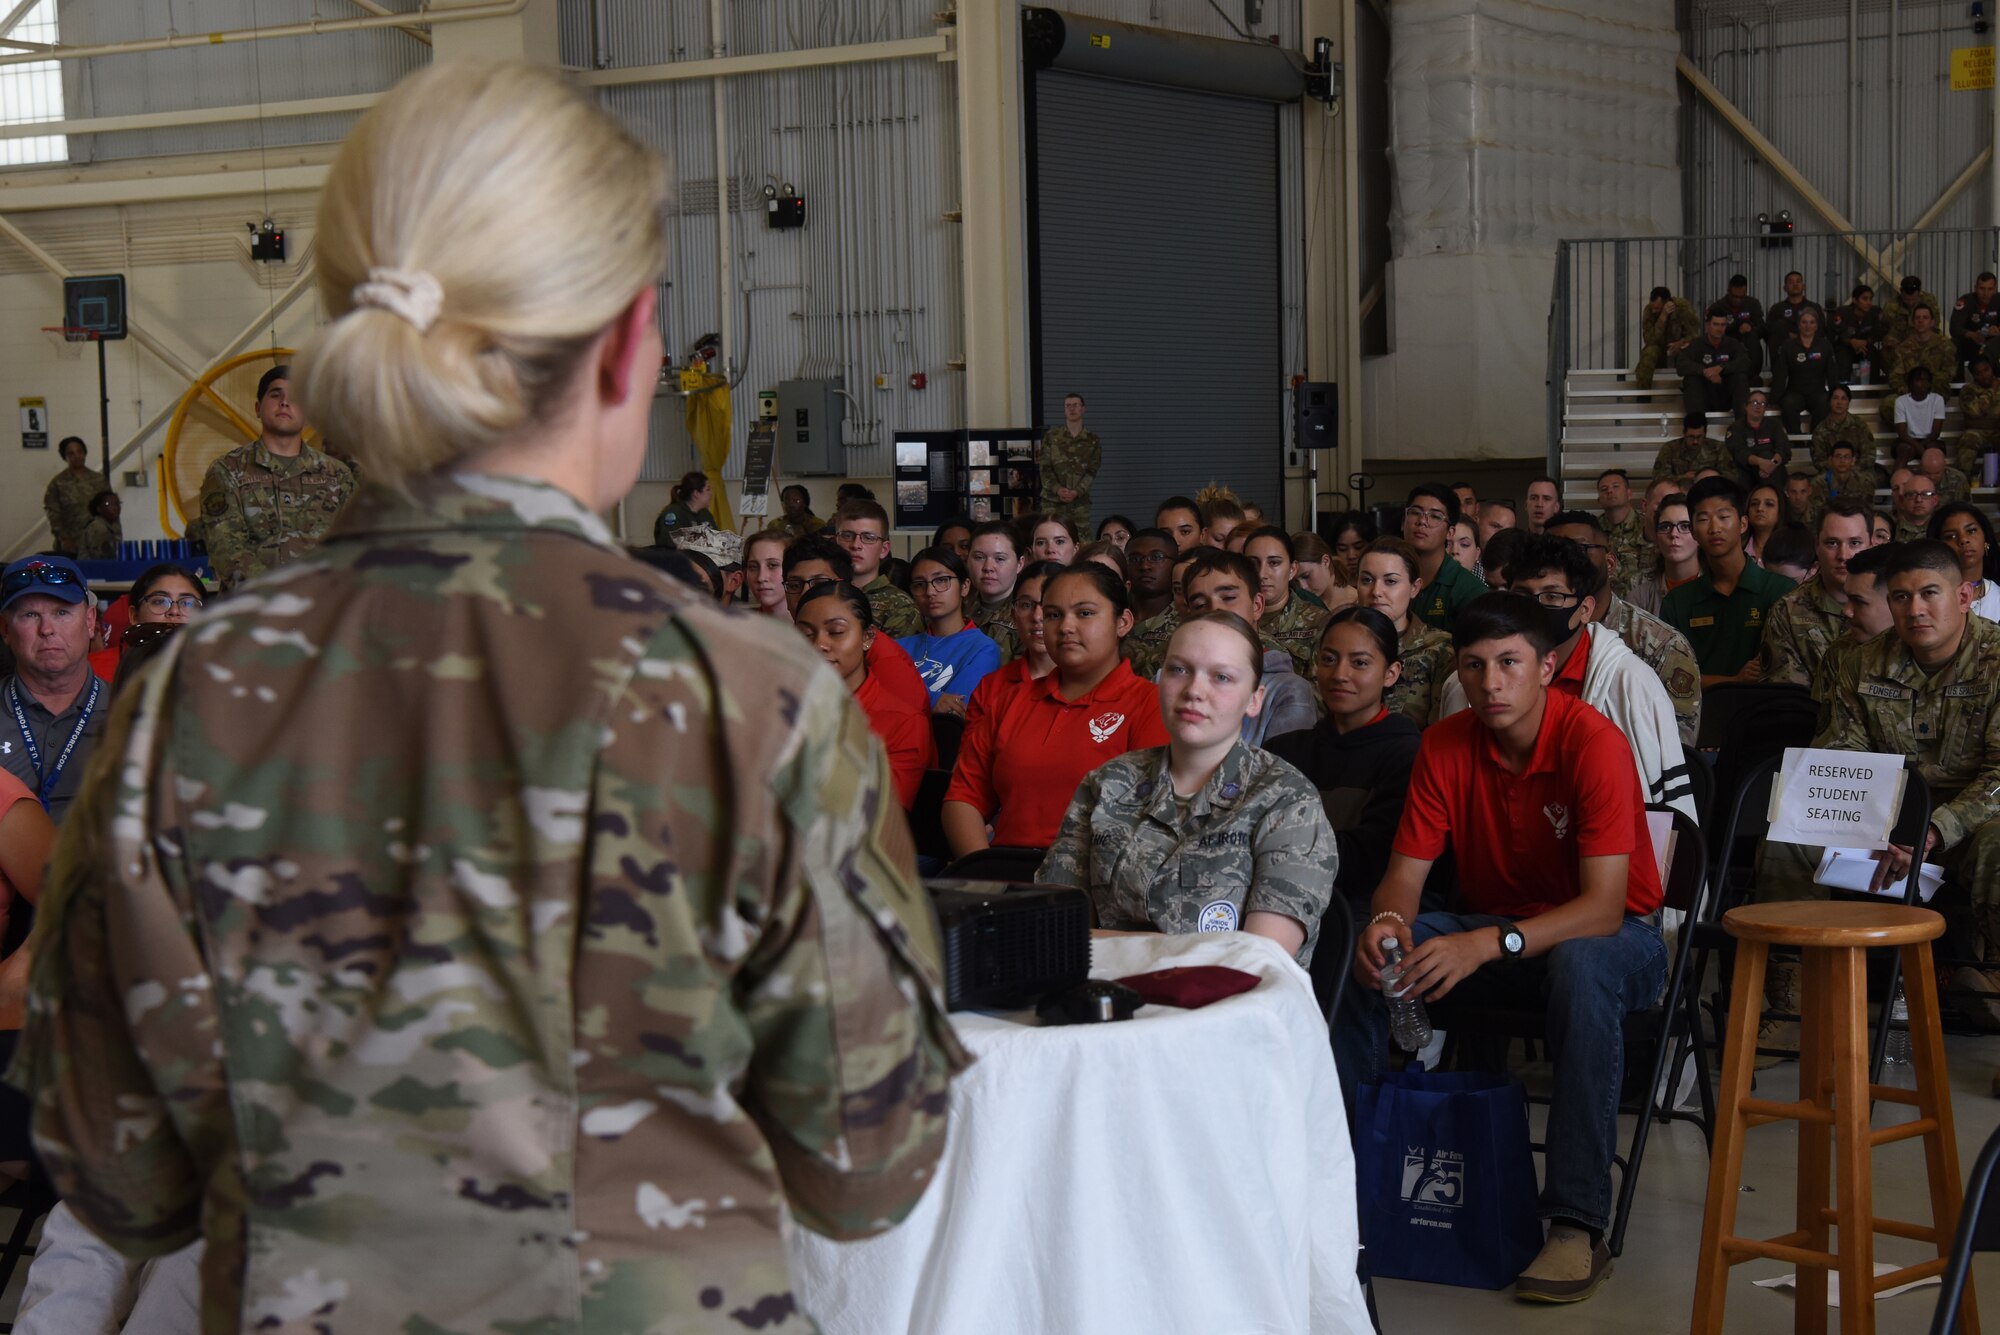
[1392,688,1661,917]
[855,669,934,810]
[946,659,1168,848]
[866,634,930,716]
[965,656,1046,729]
[1552,628,1591,698]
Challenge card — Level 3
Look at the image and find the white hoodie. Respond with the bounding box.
[1438,623,1700,825]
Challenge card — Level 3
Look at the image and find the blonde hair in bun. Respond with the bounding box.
[298,61,668,490]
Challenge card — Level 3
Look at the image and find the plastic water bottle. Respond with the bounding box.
[1884,984,1911,1066]
[1379,938,1434,1053]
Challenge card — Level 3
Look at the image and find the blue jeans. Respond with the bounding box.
[1334,912,1667,1233]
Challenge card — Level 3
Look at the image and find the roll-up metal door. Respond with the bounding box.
[1030,70,1282,524]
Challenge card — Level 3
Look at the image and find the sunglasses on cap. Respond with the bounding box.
[2,560,82,600]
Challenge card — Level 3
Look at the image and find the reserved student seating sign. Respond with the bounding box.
[1765,747,1907,850]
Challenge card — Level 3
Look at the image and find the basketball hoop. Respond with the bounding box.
[40,326,96,360]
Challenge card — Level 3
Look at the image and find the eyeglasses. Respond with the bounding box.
[1404,506,1450,525]
[782,575,836,594]
[1569,540,1608,554]
[1131,550,1171,566]
[1012,597,1044,615]
[833,530,885,547]
[1907,488,1938,501]
[910,574,961,594]
[1509,587,1582,608]
[139,593,203,614]
[1656,520,1693,535]
[2,560,80,600]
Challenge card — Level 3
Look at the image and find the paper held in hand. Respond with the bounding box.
[1765,747,1906,850]
[1814,848,1944,901]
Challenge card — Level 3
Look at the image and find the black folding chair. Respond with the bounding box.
[937,846,1051,884]
[1424,806,1709,1257]
[1930,1120,2000,1334]
[1698,682,1818,815]
[907,769,952,865]
[1694,752,1932,1084]
[1314,892,1357,1030]
[931,712,966,773]
[1685,750,1715,832]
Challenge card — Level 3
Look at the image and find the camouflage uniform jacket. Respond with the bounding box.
[1652,434,1735,482]
[1810,413,1876,469]
[1821,466,1876,507]
[1037,427,1101,529]
[1928,466,1972,504]
[969,594,1021,663]
[1260,593,1330,677]
[1642,298,1700,351]
[1961,381,2000,436]
[1604,510,1647,597]
[41,467,99,555]
[863,574,924,639]
[12,472,968,1335]
[1388,619,1454,725]
[197,439,356,591]
[1037,739,1335,967]
[1883,291,1944,345]
[774,513,826,542]
[1601,593,1702,747]
[1895,515,1932,543]
[1818,615,2000,850]
[1759,576,1848,688]
[1126,605,1181,680]
[1885,333,1958,394]
[76,515,120,561]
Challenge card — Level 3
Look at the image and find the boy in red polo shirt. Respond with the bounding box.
[1336,592,1665,1306]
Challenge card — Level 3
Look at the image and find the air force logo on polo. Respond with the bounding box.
[1087,712,1127,744]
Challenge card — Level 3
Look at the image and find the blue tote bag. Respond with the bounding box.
[1353,1069,1543,1289]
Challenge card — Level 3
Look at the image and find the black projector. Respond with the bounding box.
[926,880,1092,1011]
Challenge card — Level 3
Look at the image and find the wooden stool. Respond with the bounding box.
[1690,902,1972,1334]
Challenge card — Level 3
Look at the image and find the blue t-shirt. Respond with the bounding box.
[898,626,1001,705]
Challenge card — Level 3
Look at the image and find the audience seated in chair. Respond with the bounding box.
[900,545,1001,717]
[1179,549,1318,745]
[1336,591,1667,1305]
[793,582,934,810]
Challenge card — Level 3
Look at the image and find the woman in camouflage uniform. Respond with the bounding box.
[1037,611,1336,966]
[1357,537,1453,724]
[17,61,965,1334]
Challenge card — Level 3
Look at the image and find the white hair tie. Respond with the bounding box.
[352,266,444,332]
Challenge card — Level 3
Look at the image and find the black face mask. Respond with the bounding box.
[1543,600,1582,647]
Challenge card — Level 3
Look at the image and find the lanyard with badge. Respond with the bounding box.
[7,676,99,811]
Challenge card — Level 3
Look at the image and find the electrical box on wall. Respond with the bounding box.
[768,194,806,229]
[777,377,845,476]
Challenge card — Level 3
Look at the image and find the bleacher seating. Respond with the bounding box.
[1556,368,1972,510]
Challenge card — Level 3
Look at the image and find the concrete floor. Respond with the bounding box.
[1374,1031,2000,1334]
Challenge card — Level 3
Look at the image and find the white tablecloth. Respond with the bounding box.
[787,931,1374,1335]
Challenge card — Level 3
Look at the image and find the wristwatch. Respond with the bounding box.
[1498,926,1527,960]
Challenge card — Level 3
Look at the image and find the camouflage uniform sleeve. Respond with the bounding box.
[12,646,231,1260]
[198,461,251,589]
[741,665,969,1239]
[877,591,923,640]
[1815,642,1870,753]
[1759,596,1809,686]
[1244,774,1337,963]
[1035,770,1101,898]
[41,476,66,547]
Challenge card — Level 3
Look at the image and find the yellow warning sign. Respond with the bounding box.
[1953,45,1995,91]
[1089,33,1110,48]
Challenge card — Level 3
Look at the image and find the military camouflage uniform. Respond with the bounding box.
[1895,515,1932,544]
[1821,465,1876,507]
[1601,592,1702,747]
[1037,427,1101,531]
[1036,740,1335,967]
[1126,606,1181,680]
[197,440,357,591]
[12,472,968,1334]
[969,595,1021,663]
[41,466,100,556]
[1810,413,1876,469]
[1926,465,1972,505]
[774,512,825,542]
[1759,617,2000,964]
[1883,290,1944,346]
[1759,577,1848,688]
[1388,619,1454,726]
[863,573,923,639]
[1635,297,1700,388]
[75,514,120,561]
[1954,378,2000,475]
[1652,433,1735,482]
[1604,511,1647,597]
[1881,334,1960,427]
[1260,593,1330,678]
